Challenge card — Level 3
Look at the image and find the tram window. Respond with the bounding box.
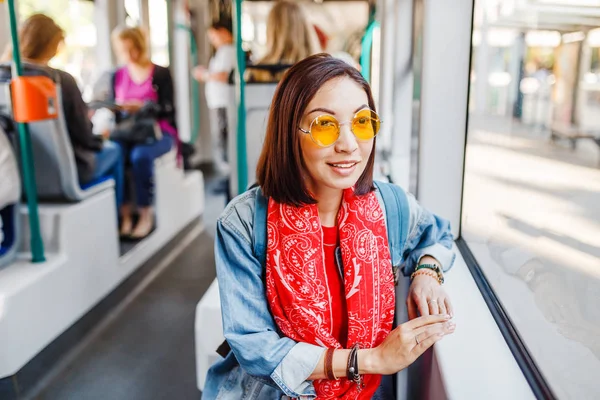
[19,0,98,101]
[462,1,600,398]
[125,0,141,27]
[149,0,169,67]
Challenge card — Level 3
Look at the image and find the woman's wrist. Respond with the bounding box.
[357,347,380,375]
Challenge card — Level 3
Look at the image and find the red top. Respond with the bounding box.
[322,225,348,347]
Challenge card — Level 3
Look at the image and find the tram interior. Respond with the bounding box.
[0,0,599,399]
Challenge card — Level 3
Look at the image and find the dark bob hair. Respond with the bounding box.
[256,53,377,206]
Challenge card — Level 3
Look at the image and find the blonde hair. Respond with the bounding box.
[111,26,149,61]
[1,14,64,62]
[250,1,319,82]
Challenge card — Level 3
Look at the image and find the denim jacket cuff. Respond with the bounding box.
[270,342,325,398]
[407,243,456,275]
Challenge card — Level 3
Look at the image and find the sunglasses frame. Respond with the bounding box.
[298,108,382,147]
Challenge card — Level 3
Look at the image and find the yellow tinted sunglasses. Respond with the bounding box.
[298,108,381,147]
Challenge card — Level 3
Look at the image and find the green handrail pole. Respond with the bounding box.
[7,0,45,262]
[175,23,200,144]
[233,0,247,193]
[360,19,379,84]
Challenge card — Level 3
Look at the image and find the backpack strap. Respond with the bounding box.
[373,181,410,284]
[252,187,269,267]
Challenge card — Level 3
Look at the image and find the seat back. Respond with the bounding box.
[0,63,90,201]
[226,83,278,196]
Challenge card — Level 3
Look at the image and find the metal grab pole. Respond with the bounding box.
[233,0,247,194]
[360,19,379,84]
[175,23,201,145]
[6,0,45,262]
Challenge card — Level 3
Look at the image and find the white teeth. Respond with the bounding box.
[330,163,356,168]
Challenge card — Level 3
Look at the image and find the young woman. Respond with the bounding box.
[204,54,456,399]
[109,26,178,239]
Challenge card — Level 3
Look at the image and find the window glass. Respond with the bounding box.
[463,1,600,398]
[19,0,97,101]
[148,0,170,67]
[125,0,141,27]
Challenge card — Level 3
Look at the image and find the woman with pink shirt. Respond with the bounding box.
[108,26,178,239]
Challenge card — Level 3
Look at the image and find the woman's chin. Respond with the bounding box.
[324,174,361,191]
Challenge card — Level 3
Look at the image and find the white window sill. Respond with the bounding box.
[432,244,535,400]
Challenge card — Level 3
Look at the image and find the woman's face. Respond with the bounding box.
[299,76,374,195]
[114,38,139,64]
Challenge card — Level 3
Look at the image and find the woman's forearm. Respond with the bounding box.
[307,348,381,380]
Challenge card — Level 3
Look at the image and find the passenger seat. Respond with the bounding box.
[0,63,114,202]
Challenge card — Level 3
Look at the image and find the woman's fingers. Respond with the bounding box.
[411,331,445,357]
[405,314,450,330]
[428,298,440,315]
[407,294,418,320]
[437,299,447,316]
[417,295,430,317]
[412,320,455,341]
[445,297,454,318]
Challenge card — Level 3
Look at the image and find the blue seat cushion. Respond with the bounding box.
[80,175,111,191]
[0,205,16,257]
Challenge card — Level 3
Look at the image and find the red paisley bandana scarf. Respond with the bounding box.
[266,188,395,399]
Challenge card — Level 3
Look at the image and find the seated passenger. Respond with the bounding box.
[204,54,456,399]
[246,0,319,83]
[0,14,123,206]
[108,26,178,239]
[0,126,20,249]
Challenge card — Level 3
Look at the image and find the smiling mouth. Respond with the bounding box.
[327,162,359,169]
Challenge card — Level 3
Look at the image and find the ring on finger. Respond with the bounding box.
[428,299,438,305]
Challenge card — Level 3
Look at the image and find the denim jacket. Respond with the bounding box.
[203,184,455,399]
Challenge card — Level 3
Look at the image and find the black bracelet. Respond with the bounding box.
[346,343,362,386]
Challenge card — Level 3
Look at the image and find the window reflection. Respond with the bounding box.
[19,0,98,101]
[463,0,600,398]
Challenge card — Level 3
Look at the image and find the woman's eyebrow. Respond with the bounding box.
[306,107,336,115]
[354,104,369,113]
[306,104,369,116]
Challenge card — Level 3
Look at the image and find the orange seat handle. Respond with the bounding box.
[11,76,58,123]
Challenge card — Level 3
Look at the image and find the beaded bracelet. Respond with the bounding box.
[410,269,442,285]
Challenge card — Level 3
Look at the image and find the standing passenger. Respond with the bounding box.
[109,26,178,239]
[192,20,236,171]
[204,54,456,399]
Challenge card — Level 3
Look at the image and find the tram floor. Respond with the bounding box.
[30,166,227,400]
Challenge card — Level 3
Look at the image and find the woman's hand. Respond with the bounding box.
[192,65,208,82]
[118,101,144,113]
[407,273,453,320]
[361,314,455,375]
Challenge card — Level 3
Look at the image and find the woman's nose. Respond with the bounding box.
[334,123,358,153]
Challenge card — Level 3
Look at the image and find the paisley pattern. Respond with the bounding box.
[266,189,395,399]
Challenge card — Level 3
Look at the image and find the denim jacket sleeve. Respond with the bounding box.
[401,191,456,276]
[215,191,325,398]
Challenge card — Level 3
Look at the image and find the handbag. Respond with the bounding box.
[109,102,163,145]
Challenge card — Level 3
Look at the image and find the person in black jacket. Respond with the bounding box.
[108,26,179,239]
[0,14,124,207]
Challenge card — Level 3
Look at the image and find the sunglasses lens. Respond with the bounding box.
[352,109,380,140]
[311,115,339,146]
